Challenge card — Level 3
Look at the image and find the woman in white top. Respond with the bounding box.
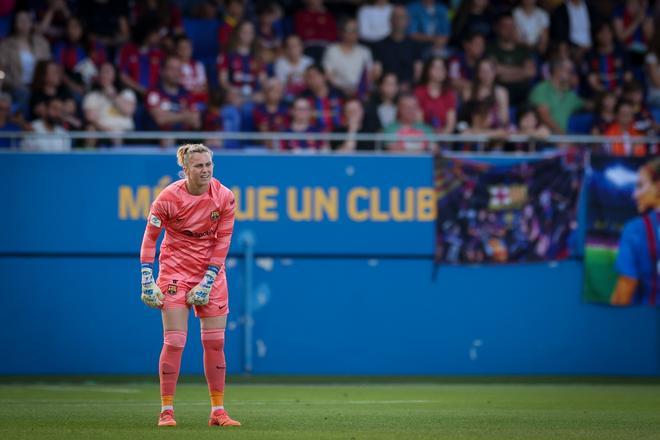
[513,0,549,54]
[274,35,313,101]
[322,18,373,96]
[357,0,393,43]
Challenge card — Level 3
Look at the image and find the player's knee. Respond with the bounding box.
[201,329,225,350]
[163,330,187,348]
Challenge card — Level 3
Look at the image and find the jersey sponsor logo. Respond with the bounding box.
[211,210,220,221]
[150,214,162,227]
[183,229,213,238]
[167,283,177,295]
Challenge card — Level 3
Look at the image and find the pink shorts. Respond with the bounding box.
[157,272,229,318]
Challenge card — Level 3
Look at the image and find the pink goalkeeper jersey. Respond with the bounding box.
[140,178,235,283]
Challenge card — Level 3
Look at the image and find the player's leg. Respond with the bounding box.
[158,307,189,427]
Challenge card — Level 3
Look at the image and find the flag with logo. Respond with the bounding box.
[434,153,583,264]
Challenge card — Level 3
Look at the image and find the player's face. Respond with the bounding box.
[186,152,214,187]
[634,169,660,213]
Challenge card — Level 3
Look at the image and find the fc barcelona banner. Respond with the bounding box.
[434,154,583,264]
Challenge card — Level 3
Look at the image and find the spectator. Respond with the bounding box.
[218,21,266,103]
[582,22,631,96]
[605,100,647,156]
[203,87,242,149]
[218,0,245,50]
[622,81,654,134]
[77,0,130,49]
[591,91,617,135]
[175,35,208,106]
[22,97,71,151]
[487,13,536,106]
[322,18,373,98]
[512,106,550,151]
[256,2,284,51]
[131,0,184,49]
[302,65,343,133]
[407,0,450,57]
[540,40,579,89]
[145,56,201,136]
[448,31,485,97]
[363,71,399,133]
[82,62,136,144]
[29,60,80,129]
[294,0,337,64]
[253,78,289,149]
[332,98,373,151]
[372,5,423,91]
[645,33,660,108]
[274,35,314,102]
[384,94,435,153]
[35,0,72,42]
[550,0,594,54]
[282,96,328,151]
[613,0,654,66]
[513,0,550,54]
[0,93,22,148]
[530,58,584,134]
[0,10,50,114]
[451,0,493,46]
[457,99,510,139]
[461,57,510,130]
[357,0,393,44]
[117,17,164,96]
[414,57,456,134]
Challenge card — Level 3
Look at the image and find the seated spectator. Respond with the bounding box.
[22,97,71,151]
[451,0,493,46]
[0,10,50,114]
[131,0,184,51]
[146,56,201,136]
[384,94,434,153]
[461,57,510,130]
[448,31,485,97]
[530,59,583,134]
[457,99,510,140]
[540,40,579,89]
[117,17,164,96]
[218,21,266,103]
[77,0,130,49]
[29,60,81,129]
[175,35,208,106]
[363,72,399,133]
[203,87,242,149]
[605,100,647,156]
[281,96,328,151]
[407,0,450,56]
[322,18,373,98]
[591,91,617,135]
[487,13,536,106]
[582,22,631,96]
[513,0,549,54]
[0,93,22,148]
[550,0,594,55]
[301,65,343,133]
[218,0,245,50]
[372,5,423,91]
[646,36,660,108]
[414,57,456,134]
[357,0,393,44]
[622,81,654,134]
[253,78,289,149]
[613,0,654,66]
[274,35,314,102]
[256,2,284,51]
[294,0,337,64]
[332,99,373,151]
[510,106,550,151]
[82,62,136,145]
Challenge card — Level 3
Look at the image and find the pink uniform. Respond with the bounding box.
[140,178,235,317]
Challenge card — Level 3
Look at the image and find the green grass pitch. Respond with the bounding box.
[1,379,660,440]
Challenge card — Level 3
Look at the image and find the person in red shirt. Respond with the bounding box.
[218,0,245,50]
[605,100,647,156]
[294,0,337,63]
[414,57,457,133]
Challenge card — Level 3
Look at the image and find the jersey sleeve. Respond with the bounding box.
[209,190,236,269]
[139,194,175,264]
[615,221,641,280]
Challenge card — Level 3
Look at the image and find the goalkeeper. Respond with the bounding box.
[139,143,240,428]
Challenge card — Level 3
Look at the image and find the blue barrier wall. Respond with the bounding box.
[1,152,657,375]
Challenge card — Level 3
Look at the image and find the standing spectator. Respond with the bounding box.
[274,35,314,102]
[513,0,550,54]
[0,93,22,148]
[301,65,343,133]
[29,60,80,129]
[529,59,584,134]
[218,21,266,103]
[175,35,208,106]
[448,32,485,98]
[550,0,594,54]
[332,99,373,151]
[487,13,536,106]
[117,18,164,96]
[605,100,647,156]
[591,91,617,135]
[294,0,337,64]
[384,94,435,153]
[414,57,456,134]
[282,96,328,151]
[461,58,510,130]
[582,22,631,96]
[407,0,450,57]
[372,5,423,91]
[217,0,245,51]
[253,78,289,149]
[322,18,373,98]
[77,0,130,49]
[364,72,399,133]
[145,56,201,135]
[451,0,493,46]
[22,97,71,152]
[82,62,136,144]
[613,0,654,67]
[358,0,393,44]
[0,10,51,114]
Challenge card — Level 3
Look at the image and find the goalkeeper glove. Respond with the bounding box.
[141,263,163,308]
[186,265,221,306]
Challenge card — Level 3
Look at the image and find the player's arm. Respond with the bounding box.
[610,275,638,306]
[139,205,168,308]
[187,192,236,306]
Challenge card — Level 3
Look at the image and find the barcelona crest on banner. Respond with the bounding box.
[434,153,583,264]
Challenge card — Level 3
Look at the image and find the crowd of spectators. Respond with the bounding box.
[0,0,658,153]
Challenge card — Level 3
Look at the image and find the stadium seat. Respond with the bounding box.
[183,18,220,61]
[567,113,594,134]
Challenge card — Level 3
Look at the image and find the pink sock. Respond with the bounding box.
[159,330,187,407]
[201,329,226,408]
